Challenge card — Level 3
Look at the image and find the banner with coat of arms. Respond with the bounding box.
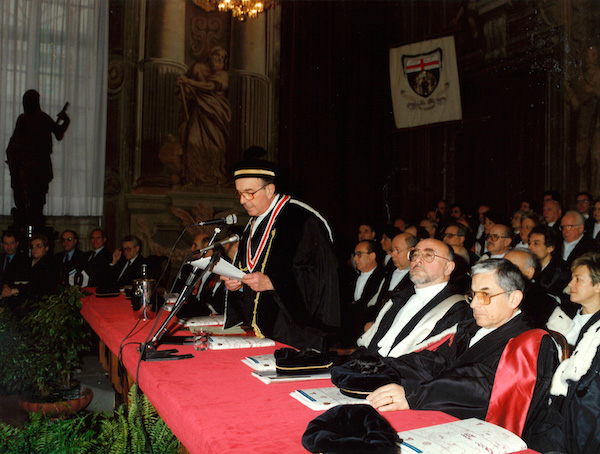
[390,36,462,129]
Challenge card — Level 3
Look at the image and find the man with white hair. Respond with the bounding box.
[560,210,597,267]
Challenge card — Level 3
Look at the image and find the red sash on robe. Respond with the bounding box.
[485,329,547,436]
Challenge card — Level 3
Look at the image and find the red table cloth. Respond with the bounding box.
[80,291,537,454]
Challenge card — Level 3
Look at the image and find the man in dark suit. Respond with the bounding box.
[575,191,595,236]
[375,232,417,308]
[357,238,471,358]
[528,225,571,305]
[543,200,563,232]
[110,235,145,287]
[54,229,86,286]
[560,211,598,268]
[85,228,112,288]
[0,231,29,289]
[340,240,386,345]
[379,225,401,278]
[590,197,600,240]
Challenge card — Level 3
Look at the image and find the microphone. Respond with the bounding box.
[190,234,241,256]
[194,213,237,227]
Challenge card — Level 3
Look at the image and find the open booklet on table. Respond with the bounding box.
[397,418,527,454]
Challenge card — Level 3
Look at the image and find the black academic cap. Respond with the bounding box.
[274,347,334,376]
[232,159,277,180]
[330,350,401,399]
[302,404,401,454]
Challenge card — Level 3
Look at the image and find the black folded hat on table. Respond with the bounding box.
[302,404,401,454]
[274,347,334,375]
[95,284,120,298]
[330,349,400,399]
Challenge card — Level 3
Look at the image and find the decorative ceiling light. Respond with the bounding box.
[193,0,278,21]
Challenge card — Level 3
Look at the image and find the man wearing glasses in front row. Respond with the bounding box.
[357,238,472,358]
[366,259,558,444]
[220,159,340,351]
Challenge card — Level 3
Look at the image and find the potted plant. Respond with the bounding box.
[0,285,93,414]
[0,385,179,453]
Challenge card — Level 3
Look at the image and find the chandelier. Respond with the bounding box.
[193,0,278,21]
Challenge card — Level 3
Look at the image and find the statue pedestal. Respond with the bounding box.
[125,187,246,264]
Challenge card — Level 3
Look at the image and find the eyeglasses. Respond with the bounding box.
[559,224,582,231]
[391,247,410,255]
[465,290,507,305]
[234,184,268,201]
[408,249,450,263]
[30,243,45,249]
[484,234,510,242]
[61,237,75,242]
[576,199,590,204]
[352,251,374,258]
[443,233,464,239]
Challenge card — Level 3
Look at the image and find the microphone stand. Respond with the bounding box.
[139,248,223,361]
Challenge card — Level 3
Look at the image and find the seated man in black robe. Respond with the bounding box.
[367,259,558,442]
[357,238,472,358]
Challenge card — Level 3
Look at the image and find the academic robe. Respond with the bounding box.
[535,258,571,304]
[385,314,557,436]
[374,268,412,311]
[225,195,340,350]
[341,266,386,345]
[563,236,599,268]
[531,311,600,454]
[520,282,559,328]
[358,283,472,357]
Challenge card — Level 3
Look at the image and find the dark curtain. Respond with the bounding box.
[278,0,556,254]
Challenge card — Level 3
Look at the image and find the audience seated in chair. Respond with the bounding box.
[364,259,558,446]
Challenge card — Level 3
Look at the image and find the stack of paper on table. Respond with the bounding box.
[183,316,247,335]
[290,387,364,410]
[241,354,277,371]
[397,418,527,454]
[208,336,275,350]
[252,370,332,384]
[183,315,225,327]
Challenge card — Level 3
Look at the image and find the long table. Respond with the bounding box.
[80,292,537,453]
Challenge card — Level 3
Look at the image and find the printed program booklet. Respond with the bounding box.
[397,418,527,454]
[241,354,277,371]
[290,387,365,410]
